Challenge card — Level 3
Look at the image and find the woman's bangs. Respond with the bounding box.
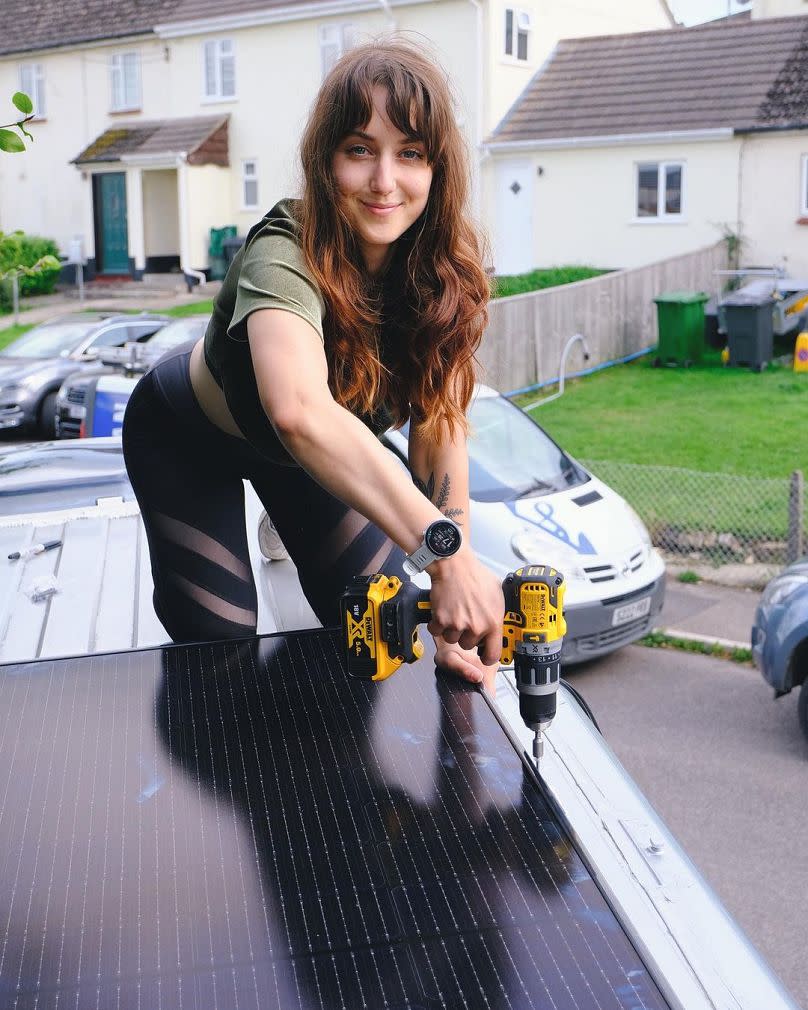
[383,73,435,157]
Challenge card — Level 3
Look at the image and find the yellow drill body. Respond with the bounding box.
[341,565,566,764]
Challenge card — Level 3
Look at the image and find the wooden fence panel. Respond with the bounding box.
[481,242,727,393]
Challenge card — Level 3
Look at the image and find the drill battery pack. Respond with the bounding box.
[341,575,431,681]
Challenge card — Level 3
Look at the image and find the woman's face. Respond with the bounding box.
[332,85,433,276]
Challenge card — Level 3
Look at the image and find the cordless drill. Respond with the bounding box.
[340,566,566,763]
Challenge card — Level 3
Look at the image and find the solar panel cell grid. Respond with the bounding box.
[0,629,671,1009]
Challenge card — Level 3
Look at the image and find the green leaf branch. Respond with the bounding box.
[0,92,36,153]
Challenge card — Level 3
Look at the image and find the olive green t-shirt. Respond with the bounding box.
[204,199,398,465]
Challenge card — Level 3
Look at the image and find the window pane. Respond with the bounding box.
[505,9,514,55]
[19,64,33,103]
[243,160,256,177]
[517,29,528,60]
[221,53,235,96]
[244,179,258,207]
[111,56,123,109]
[637,164,658,217]
[805,159,808,213]
[123,52,139,107]
[321,42,339,78]
[35,68,45,117]
[204,41,217,96]
[665,165,682,214]
[342,23,357,49]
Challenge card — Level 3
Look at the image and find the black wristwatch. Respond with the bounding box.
[403,518,463,576]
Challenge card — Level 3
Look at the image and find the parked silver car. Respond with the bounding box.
[55,315,210,438]
[0,311,169,438]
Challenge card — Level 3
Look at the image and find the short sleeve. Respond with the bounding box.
[227,226,325,344]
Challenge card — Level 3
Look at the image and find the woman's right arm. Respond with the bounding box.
[247,307,503,665]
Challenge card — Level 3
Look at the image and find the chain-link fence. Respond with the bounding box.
[580,460,806,573]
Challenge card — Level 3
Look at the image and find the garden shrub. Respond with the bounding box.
[0,231,61,307]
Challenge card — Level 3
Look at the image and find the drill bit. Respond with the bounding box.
[532,728,542,762]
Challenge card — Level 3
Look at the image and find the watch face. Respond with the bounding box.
[425,520,461,558]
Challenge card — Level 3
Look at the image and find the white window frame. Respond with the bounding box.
[503,8,531,63]
[633,160,686,223]
[319,23,357,80]
[801,154,808,217]
[18,63,45,119]
[242,159,259,210]
[202,39,237,102]
[110,51,141,112]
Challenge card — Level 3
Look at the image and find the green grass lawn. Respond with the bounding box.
[515,351,808,479]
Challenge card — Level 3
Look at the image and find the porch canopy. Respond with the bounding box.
[73,114,229,166]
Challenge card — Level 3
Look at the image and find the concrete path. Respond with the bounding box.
[658,577,760,649]
[0,279,221,330]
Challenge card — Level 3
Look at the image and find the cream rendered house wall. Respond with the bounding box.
[752,0,808,17]
[142,170,180,257]
[185,163,233,267]
[0,37,169,259]
[166,1,476,241]
[489,138,741,271]
[739,131,808,275]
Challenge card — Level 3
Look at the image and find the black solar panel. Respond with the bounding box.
[0,630,671,1009]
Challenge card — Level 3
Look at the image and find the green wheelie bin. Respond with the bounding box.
[653,291,710,367]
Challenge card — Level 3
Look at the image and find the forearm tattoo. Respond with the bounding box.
[413,470,465,523]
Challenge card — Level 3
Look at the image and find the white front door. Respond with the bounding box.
[494,159,534,276]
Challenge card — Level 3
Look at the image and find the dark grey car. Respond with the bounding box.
[0,311,169,438]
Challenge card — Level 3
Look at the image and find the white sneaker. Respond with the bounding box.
[257,510,290,562]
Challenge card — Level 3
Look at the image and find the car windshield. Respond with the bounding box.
[0,322,93,359]
[0,444,129,494]
[146,317,210,354]
[395,395,588,502]
[466,396,588,502]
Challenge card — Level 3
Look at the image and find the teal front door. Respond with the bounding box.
[94,173,129,274]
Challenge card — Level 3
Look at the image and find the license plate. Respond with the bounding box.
[612,596,651,627]
[68,405,86,420]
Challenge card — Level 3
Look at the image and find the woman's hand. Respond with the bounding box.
[426,548,504,672]
[432,635,500,694]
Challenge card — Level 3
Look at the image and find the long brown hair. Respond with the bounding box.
[299,39,489,440]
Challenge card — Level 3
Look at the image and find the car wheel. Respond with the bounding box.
[798,680,808,743]
[38,391,58,440]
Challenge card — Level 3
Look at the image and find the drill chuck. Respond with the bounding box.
[514,637,562,734]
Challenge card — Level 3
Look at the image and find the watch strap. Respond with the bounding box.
[403,543,437,576]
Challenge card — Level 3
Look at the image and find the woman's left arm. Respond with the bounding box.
[407,420,469,533]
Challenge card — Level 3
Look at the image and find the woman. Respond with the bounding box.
[122,39,504,686]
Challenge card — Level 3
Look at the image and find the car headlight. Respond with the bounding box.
[0,383,23,399]
[760,574,808,608]
[622,502,652,547]
[510,530,586,581]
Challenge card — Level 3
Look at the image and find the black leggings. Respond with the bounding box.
[122,343,407,644]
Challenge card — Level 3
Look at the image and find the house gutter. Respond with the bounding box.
[176,153,207,288]
[484,128,733,152]
[734,123,808,135]
[156,0,435,37]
